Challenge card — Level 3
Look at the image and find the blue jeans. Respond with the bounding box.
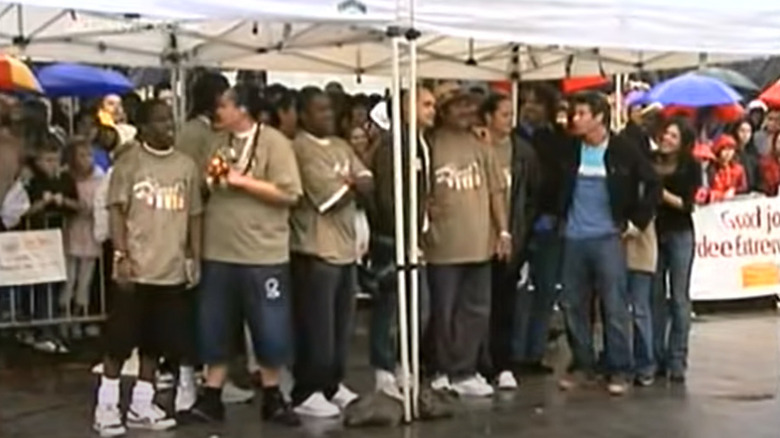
[513,231,562,363]
[560,235,632,375]
[198,261,293,366]
[628,270,654,377]
[653,230,695,376]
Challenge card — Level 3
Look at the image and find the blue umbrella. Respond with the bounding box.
[36,63,134,98]
[646,73,742,107]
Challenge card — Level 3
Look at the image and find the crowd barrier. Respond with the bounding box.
[0,215,108,330]
[1,196,777,332]
[691,194,780,301]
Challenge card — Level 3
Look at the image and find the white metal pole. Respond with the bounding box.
[391,33,413,423]
[614,74,623,131]
[511,79,520,128]
[407,31,421,419]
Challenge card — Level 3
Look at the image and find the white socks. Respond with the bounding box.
[97,377,120,407]
[178,366,195,388]
[131,380,155,408]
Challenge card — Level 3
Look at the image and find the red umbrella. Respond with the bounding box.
[661,103,744,123]
[490,80,511,96]
[759,79,780,109]
[561,75,610,95]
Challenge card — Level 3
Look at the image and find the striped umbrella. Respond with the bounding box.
[0,54,41,93]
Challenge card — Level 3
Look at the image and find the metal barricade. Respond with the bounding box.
[0,213,109,330]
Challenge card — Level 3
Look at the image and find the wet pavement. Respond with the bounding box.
[1,311,779,438]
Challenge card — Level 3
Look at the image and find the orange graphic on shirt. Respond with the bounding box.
[132,179,187,211]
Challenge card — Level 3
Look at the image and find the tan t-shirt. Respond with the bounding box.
[175,116,222,174]
[203,125,302,265]
[290,133,371,265]
[425,129,506,264]
[108,144,202,285]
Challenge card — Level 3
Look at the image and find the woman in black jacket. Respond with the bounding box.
[729,119,761,192]
[652,117,701,383]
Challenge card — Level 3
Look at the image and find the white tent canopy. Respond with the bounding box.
[0,1,774,79]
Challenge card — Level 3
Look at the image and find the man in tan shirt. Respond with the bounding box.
[189,84,302,427]
[289,87,373,418]
[94,100,202,436]
[425,89,511,397]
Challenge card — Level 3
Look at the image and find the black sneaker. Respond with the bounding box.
[519,362,554,376]
[262,387,301,427]
[669,372,686,384]
[189,389,225,423]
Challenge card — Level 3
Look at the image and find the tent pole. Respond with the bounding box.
[390,30,412,424]
[511,80,519,127]
[406,27,421,420]
[614,74,623,131]
[510,44,520,128]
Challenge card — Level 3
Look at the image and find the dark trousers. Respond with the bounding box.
[479,258,522,378]
[427,262,491,379]
[514,231,563,364]
[290,253,356,405]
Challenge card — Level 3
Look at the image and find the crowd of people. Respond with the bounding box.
[2,71,780,436]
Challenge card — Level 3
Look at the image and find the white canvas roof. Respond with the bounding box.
[0,1,773,80]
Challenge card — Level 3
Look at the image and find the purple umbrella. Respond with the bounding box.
[646,73,742,107]
[624,90,648,108]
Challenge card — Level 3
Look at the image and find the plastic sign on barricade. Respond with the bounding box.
[691,194,780,301]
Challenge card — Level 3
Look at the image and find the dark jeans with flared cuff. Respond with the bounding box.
[290,254,356,405]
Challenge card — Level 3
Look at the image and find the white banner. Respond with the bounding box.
[0,230,67,287]
[691,196,780,301]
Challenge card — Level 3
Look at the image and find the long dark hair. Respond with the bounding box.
[479,93,510,125]
[728,118,757,153]
[659,116,696,159]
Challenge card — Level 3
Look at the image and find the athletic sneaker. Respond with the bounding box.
[607,376,629,396]
[376,370,403,401]
[293,392,340,418]
[452,375,495,397]
[93,404,127,437]
[496,371,519,390]
[431,375,453,392]
[175,381,197,413]
[126,403,176,431]
[635,375,655,387]
[262,387,301,426]
[222,381,255,404]
[331,384,359,409]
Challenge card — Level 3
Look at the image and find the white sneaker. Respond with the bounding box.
[431,375,452,392]
[375,369,397,391]
[126,403,176,431]
[331,384,359,409]
[175,382,197,413]
[496,371,519,390]
[293,392,340,418]
[93,404,126,437]
[452,375,495,397]
[375,370,403,400]
[221,381,255,404]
